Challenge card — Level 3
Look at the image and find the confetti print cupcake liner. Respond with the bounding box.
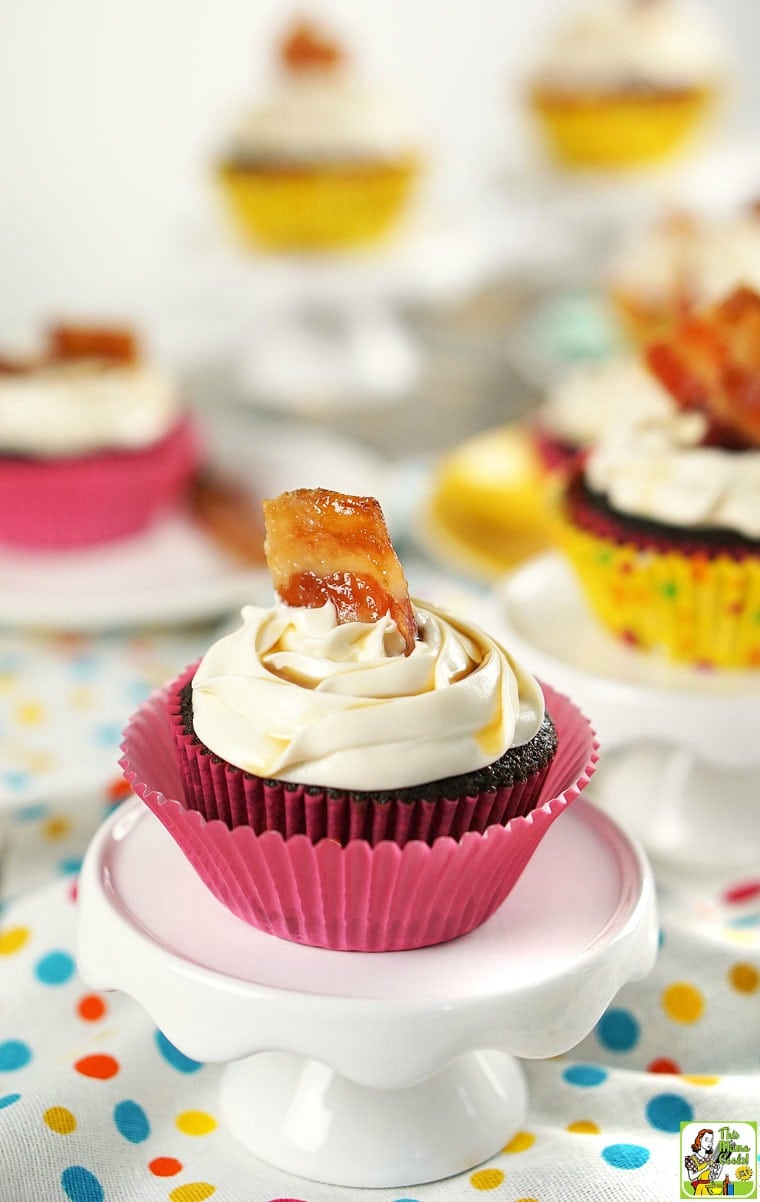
[165,664,557,848]
[121,678,597,951]
[0,416,200,549]
[217,158,419,251]
[557,513,760,669]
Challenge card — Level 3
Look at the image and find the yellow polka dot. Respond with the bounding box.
[682,1075,719,1087]
[22,751,54,772]
[43,816,71,842]
[729,963,759,994]
[567,1119,600,1134]
[0,926,29,955]
[14,701,45,726]
[502,1130,536,1154]
[43,1106,77,1135]
[175,1110,217,1136]
[0,672,16,693]
[725,929,757,947]
[169,1186,216,1202]
[662,981,705,1024]
[470,1168,505,1190]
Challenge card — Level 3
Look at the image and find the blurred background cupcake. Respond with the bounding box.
[610,200,760,344]
[526,0,725,172]
[216,17,423,252]
[0,324,200,549]
[553,286,760,668]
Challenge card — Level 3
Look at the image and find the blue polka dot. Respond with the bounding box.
[563,1064,608,1087]
[597,1008,640,1053]
[0,1041,31,1072]
[35,950,76,986]
[113,1099,150,1144]
[154,1030,202,1074]
[3,771,30,793]
[124,679,152,704]
[94,723,121,747]
[729,914,760,929]
[0,1093,21,1109]
[69,655,99,681]
[61,1165,105,1202]
[14,803,48,823]
[602,1143,650,1170]
[646,1092,693,1133]
[58,858,83,877]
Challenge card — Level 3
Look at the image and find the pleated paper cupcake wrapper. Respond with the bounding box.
[558,516,760,669]
[120,678,597,951]
[0,416,199,549]
[530,86,714,169]
[217,158,419,251]
[166,665,554,847]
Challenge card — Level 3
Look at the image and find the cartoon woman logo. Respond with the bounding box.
[684,1129,732,1196]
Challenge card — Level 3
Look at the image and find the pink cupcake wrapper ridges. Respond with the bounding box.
[120,676,598,952]
[0,415,200,549]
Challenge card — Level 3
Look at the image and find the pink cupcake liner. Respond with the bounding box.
[166,663,555,847]
[120,678,598,951]
[0,415,200,549]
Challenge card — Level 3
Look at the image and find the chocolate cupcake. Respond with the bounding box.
[122,488,596,950]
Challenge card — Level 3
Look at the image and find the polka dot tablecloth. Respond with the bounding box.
[1,602,759,1200]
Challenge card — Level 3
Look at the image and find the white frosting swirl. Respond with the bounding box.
[532,0,724,91]
[586,411,760,538]
[613,214,760,307]
[0,364,180,457]
[191,599,545,791]
[226,73,419,163]
[540,356,673,446]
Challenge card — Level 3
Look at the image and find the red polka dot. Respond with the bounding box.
[723,881,760,906]
[68,880,79,903]
[106,776,132,802]
[77,994,107,1022]
[647,1057,680,1074]
[74,1054,120,1079]
[149,1157,183,1177]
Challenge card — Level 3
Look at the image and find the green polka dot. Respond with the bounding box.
[660,582,678,599]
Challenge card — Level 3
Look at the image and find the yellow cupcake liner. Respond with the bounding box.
[530,86,714,170]
[218,158,419,251]
[556,516,760,668]
[425,424,555,580]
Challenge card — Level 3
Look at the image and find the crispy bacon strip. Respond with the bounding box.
[646,286,760,447]
[281,21,344,72]
[48,324,139,367]
[263,488,417,655]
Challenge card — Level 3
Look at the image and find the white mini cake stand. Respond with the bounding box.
[77,795,655,1189]
[488,553,760,876]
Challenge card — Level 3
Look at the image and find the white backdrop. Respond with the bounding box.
[0,0,756,335]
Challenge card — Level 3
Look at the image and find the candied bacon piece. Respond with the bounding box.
[48,324,139,367]
[281,20,344,72]
[646,286,760,447]
[263,488,417,655]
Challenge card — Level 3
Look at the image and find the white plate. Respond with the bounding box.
[0,512,266,632]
